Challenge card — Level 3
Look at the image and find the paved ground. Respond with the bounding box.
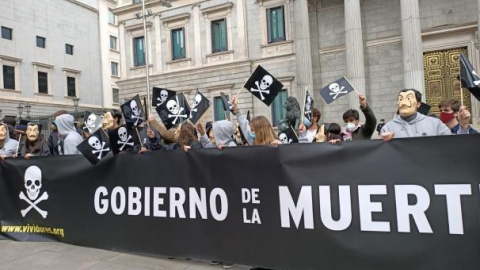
[0,239,252,270]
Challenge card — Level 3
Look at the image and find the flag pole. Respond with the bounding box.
[459,59,464,107]
[344,76,360,96]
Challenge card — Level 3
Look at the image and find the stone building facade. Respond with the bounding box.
[0,0,119,121]
[114,0,480,126]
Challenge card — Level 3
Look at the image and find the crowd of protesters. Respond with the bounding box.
[0,88,478,161]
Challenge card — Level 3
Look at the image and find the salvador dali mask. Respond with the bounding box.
[397,90,418,117]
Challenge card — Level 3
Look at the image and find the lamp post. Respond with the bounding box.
[25,104,31,120]
[73,97,80,112]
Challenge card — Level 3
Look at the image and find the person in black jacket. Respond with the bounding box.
[342,94,377,141]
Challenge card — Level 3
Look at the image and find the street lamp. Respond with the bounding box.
[73,97,80,111]
[25,103,31,120]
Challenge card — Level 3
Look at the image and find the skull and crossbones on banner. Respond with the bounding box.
[130,100,142,126]
[166,96,188,125]
[279,133,292,144]
[85,113,97,131]
[19,166,48,218]
[305,95,313,118]
[251,75,273,100]
[117,127,133,151]
[88,136,110,159]
[157,89,169,107]
[329,83,348,100]
[190,94,202,118]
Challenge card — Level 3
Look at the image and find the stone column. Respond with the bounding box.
[236,0,248,59]
[193,4,202,67]
[119,22,128,79]
[344,0,366,109]
[293,0,314,100]
[401,0,425,99]
[154,15,163,73]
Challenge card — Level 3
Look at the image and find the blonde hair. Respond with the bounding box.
[250,116,277,145]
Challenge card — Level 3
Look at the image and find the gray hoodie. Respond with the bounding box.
[0,123,18,157]
[381,113,451,138]
[55,114,83,155]
[212,120,237,147]
[199,120,237,148]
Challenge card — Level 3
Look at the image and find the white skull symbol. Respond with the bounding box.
[166,100,179,115]
[86,114,97,127]
[24,166,42,201]
[130,100,139,116]
[118,127,128,142]
[329,83,340,93]
[88,136,102,150]
[260,75,273,90]
[160,90,168,103]
[193,94,202,107]
[279,133,289,144]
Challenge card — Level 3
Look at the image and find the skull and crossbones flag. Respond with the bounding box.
[156,93,191,130]
[109,125,136,155]
[77,128,111,165]
[459,53,480,101]
[319,76,355,105]
[189,90,210,124]
[152,87,177,107]
[83,111,103,134]
[121,94,145,127]
[304,91,315,123]
[278,126,299,144]
[244,65,283,106]
[220,92,231,121]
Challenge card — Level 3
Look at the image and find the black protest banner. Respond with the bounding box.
[77,128,111,164]
[121,95,145,127]
[2,135,480,270]
[156,93,190,130]
[109,125,135,155]
[189,90,210,124]
[83,111,103,134]
[152,87,176,107]
[278,126,298,144]
[459,53,480,101]
[244,65,283,106]
[320,76,355,104]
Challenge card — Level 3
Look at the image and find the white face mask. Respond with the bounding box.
[345,123,357,132]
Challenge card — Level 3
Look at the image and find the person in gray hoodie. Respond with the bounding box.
[381,89,451,141]
[55,114,83,155]
[197,120,237,149]
[0,122,19,159]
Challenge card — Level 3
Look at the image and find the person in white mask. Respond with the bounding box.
[342,94,377,141]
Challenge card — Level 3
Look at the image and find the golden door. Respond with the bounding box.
[423,47,471,116]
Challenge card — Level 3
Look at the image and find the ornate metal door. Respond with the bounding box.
[423,47,471,116]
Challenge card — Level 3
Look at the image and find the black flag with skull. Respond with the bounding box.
[459,53,480,101]
[83,111,104,134]
[189,90,210,124]
[244,65,283,106]
[156,93,191,130]
[319,76,355,105]
[304,91,315,124]
[121,94,145,127]
[278,126,299,144]
[152,87,177,107]
[77,128,111,165]
[109,125,136,155]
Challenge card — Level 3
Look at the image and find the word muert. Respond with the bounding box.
[280,184,477,235]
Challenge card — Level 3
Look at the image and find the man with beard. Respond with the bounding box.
[381,89,451,141]
[16,123,51,159]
